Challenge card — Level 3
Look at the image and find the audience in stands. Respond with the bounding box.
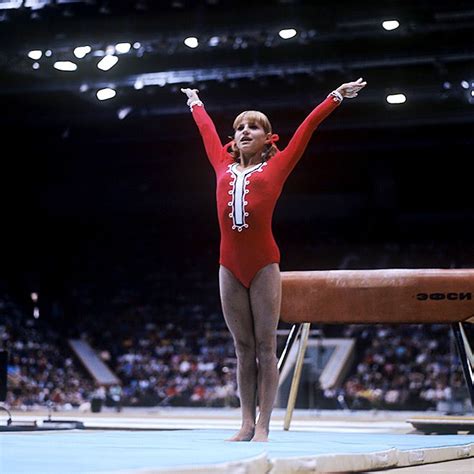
[1,236,472,411]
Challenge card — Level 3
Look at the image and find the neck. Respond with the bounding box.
[239,151,262,168]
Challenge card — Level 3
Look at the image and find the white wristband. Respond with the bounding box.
[328,90,343,103]
[188,99,203,111]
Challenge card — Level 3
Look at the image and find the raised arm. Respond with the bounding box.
[181,88,224,168]
[279,78,367,175]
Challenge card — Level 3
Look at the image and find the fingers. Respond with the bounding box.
[180,87,200,96]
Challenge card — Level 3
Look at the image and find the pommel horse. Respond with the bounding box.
[278,269,474,431]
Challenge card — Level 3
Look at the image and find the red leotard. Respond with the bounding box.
[191,95,341,288]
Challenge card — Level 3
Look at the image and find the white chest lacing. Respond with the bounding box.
[226,162,267,231]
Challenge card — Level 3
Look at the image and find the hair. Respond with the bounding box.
[228,110,278,162]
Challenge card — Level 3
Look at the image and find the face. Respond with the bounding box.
[234,120,271,156]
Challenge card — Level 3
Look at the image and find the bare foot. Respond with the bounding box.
[226,427,255,442]
[250,428,269,442]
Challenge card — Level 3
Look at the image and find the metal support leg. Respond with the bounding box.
[277,324,301,371]
[284,322,311,431]
[451,322,474,411]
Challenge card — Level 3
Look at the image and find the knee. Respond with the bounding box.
[256,340,277,364]
[234,339,256,361]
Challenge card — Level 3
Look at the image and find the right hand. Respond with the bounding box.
[181,88,200,106]
[336,78,367,98]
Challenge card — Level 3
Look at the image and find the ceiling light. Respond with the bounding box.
[184,37,199,48]
[115,42,131,54]
[74,46,92,59]
[382,20,400,31]
[279,28,297,40]
[97,88,117,101]
[97,55,119,71]
[117,107,132,120]
[209,36,220,47]
[134,78,144,90]
[53,61,78,71]
[386,93,406,104]
[28,50,42,60]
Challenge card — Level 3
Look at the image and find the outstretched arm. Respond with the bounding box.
[181,88,224,168]
[279,78,367,175]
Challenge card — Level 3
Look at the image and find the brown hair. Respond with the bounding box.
[228,110,278,162]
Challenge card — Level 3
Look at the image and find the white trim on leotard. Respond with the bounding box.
[226,162,267,232]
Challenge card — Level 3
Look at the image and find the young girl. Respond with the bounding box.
[182,78,366,442]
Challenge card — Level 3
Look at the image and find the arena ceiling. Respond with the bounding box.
[0,1,473,276]
[1,0,474,133]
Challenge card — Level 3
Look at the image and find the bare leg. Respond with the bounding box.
[249,263,281,442]
[219,265,256,441]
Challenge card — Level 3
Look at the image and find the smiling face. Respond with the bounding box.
[233,111,272,158]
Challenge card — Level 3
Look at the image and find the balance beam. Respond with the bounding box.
[280,269,474,324]
[278,269,474,429]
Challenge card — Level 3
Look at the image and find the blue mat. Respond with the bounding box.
[1,429,473,473]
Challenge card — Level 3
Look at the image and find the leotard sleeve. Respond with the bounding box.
[277,95,341,178]
[190,102,225,169]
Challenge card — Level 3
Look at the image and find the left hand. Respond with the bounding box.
[336,77,367,98]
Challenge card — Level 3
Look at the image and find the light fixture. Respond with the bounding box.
[53,61,78,71]
[134,78,144,90]
[386,93,406,104]
[96,88,117,101]
[97,55,119,71]
[74,46,92,59]
[117,107,132,120]
[382,20,400,31]
[209,36,220,47]
[184,37,199,48]
[115,42,131,54]
[278,28,297,40]
[27,50,42,60]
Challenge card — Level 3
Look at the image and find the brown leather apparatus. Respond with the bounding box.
[280,269,474,324]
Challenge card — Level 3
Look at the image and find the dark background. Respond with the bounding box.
[0,0,473,314]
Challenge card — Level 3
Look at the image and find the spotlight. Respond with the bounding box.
[184,37,199,49]
[279,28,297,40]
[115,42,131,54]
[117,107,132,120]
[382,20,400,31]
[27,50,42,60]
[74,46,92,59]
[96,88,117,101]
[386,93,406,104]
[209,36,220,47]
[134,79,144,90]
[53,61,78,71]
[97,55,119,71]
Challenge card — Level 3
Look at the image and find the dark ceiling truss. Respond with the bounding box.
[0,0,473,129]
[2,50,473,96]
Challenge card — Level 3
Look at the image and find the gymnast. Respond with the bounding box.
[181,77,366,442]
